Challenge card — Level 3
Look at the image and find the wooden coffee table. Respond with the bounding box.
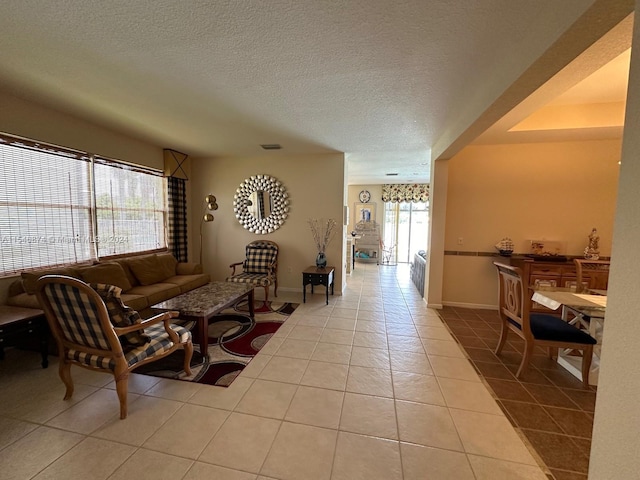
[152,282,254,358]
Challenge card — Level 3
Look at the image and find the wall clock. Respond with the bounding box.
[359,190,371,203]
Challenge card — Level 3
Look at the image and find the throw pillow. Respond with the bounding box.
[127,254,170,286]
[156,253,178,279]
[80,263,132,292]
[91,283,150,349]
[243,245,277,274]
[21,267,79,295]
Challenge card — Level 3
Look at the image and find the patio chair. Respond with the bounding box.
[493,262,596,388]
[226,240,279,303]
[35,275,193,419]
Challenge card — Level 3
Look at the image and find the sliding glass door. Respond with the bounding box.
[383,201,429,263]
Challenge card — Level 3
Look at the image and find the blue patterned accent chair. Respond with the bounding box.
[493,262,596,388]
[226,240,279,303]
[35,275,193,419]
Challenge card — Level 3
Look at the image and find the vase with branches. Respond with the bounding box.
[308,218,337,268]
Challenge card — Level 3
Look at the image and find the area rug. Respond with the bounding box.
[135,299,298,387]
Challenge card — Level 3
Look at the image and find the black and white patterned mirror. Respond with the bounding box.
[233,175,290,234]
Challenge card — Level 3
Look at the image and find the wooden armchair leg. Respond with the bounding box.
[60,360,74,400]
[183,342,194,376]
[263,285,269,304]
[115,372,129,419]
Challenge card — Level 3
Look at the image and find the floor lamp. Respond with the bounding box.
[199,194,218,266]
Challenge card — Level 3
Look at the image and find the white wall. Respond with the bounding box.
[0,92,163,169]
[589,14,640,479]
[0,91,165,303]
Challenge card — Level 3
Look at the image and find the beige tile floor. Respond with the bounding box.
[0,263,552,480]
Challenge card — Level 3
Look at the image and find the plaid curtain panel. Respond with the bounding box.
[167,176,188,262]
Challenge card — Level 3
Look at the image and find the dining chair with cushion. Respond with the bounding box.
[493,261,597,388]
[35,275,193,419]
[226,240,279,303]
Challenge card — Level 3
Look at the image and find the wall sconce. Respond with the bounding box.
[200,194,218,265]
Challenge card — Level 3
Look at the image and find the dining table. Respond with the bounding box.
[531,287,606,385]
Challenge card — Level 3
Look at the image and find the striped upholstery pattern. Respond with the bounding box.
[43,283,112,351]
[243,243,278,274]
[67,323,191,370]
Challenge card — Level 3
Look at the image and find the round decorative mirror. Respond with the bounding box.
[233,175,289,234]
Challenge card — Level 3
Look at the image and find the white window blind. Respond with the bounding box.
[94,158,167,257]
[0,133,168,276]
[0,139,95,274]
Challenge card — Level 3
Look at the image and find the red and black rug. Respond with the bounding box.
[135,299,298,387]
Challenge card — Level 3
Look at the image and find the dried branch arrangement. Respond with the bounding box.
[308,218,337,253]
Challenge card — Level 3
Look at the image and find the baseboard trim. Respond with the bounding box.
[427,303,443,310]
[442,301,498,310]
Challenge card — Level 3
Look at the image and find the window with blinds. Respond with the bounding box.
[0,134,167,276]
[0,141,95,274]
[94,159,166,257]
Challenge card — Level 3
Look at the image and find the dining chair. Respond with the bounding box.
[493,262,597,388]
[574,259,610,293]
[226,240,279,303]
[35,275,193,419]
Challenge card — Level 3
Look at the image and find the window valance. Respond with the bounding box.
[382,184,429,203]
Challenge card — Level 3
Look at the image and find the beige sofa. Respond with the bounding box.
[6,252,210,313]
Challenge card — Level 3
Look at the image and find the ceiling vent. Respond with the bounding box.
[386,173,398,176]
[260,144,282,150]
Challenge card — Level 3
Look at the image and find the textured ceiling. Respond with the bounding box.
[0,1,628,184]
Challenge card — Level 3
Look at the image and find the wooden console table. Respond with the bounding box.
[302,266,335,305]
[0,305,49,368]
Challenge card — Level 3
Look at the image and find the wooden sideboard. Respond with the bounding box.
[508,256,578,315]
[508,256,610,315]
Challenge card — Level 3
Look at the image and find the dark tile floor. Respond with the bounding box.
[437,306,596,480]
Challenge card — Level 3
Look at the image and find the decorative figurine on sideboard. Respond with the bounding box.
[584,228,600,260]
[495,237,514,256]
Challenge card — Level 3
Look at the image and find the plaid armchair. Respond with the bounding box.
[226,240,279,303]
[35,275,193,419]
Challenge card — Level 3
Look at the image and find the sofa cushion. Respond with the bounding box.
[120,294,148,311]
[127,254,171,286]
[156,253,178,279]
[6,292,42,309]
[91,283,150,349]
[21,267,79,295]
[164,274,210,293]
[114,259,140,288]
[127,283,182,306]
[176,262,203,275]
[80,263,132,292]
